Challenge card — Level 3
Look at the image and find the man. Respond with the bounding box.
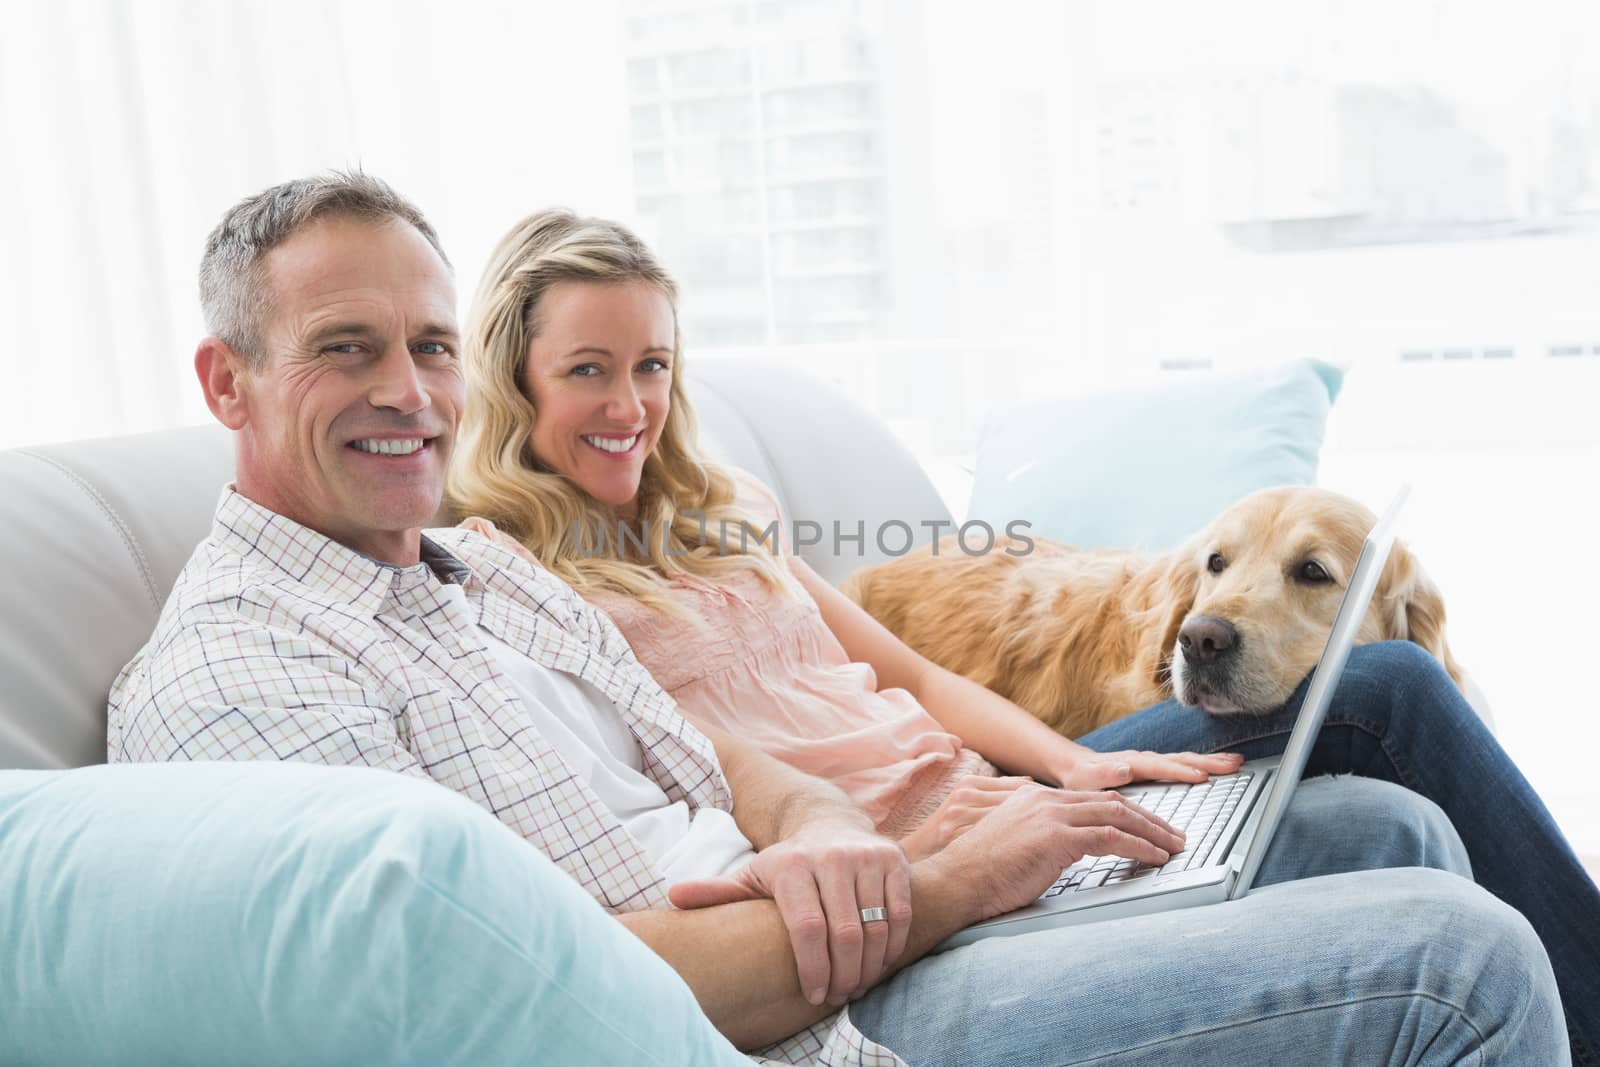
[109,173,1566,1065]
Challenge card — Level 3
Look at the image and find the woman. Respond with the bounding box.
[446,209,1595,1063]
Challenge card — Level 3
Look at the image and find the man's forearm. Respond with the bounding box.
[619,857,972,1050]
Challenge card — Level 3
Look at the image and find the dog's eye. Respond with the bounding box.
[1298,561,1332,584]
[1207,553,1227,575]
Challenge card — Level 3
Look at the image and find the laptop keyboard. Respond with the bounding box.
[1040,772,1254,899]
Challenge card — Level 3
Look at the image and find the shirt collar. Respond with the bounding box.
[211,486,474,612]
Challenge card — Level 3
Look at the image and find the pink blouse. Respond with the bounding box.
[580,470,993,836]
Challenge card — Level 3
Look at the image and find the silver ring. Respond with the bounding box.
[859,906,888,924]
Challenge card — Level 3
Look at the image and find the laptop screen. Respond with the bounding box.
[1226,483,1411,899]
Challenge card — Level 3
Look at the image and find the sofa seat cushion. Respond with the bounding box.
[0,760,744,1065]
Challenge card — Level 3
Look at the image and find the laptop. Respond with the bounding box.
[938,484,1411,952]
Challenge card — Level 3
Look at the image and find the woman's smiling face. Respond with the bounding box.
[521,279,676,513]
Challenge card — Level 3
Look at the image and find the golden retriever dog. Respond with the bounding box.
[842,486,1467,739]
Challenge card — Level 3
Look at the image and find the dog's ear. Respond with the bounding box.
[1379,540,1465,686]
[1150,552,1200,688]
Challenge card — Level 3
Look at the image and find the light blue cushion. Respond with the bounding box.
[969,359,1343,552]
[0,760,746,1066]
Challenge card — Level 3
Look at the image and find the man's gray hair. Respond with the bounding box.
[198,170,450,367]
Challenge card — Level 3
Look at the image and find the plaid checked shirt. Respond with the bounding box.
[108,487,903,1067]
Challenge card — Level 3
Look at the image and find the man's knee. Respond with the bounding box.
[1345,775,1468,875]
[1293,776,1471,876]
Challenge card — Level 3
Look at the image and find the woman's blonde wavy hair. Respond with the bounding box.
[445,208,793,615]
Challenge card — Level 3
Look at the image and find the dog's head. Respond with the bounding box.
[1161,486,1462,715]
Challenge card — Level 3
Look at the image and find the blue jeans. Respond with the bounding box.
[850,774,1566,1064]
[1077,640,1599,1066]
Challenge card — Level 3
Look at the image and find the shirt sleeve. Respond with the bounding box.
[108,618,432,784]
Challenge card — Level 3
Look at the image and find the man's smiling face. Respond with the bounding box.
[231,215,461,565]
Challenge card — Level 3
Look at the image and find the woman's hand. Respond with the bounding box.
[898,775,1039,861]
[668,821,912,1008]
[1053,749,1245,791]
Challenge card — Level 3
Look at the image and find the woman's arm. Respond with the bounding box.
[789,556,1241,789]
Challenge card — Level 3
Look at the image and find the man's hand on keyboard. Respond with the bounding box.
[898,775,1038,862]
[923,784,1187,928]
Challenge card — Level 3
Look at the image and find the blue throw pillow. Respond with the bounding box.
[968,359,1343,552]
[0,760,746,1066]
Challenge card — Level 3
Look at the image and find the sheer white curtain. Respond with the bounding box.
[0,0,631,449]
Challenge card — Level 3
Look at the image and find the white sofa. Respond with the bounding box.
[0,359,952,771]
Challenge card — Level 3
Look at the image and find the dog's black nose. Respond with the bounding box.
[1179,616,1238,666]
